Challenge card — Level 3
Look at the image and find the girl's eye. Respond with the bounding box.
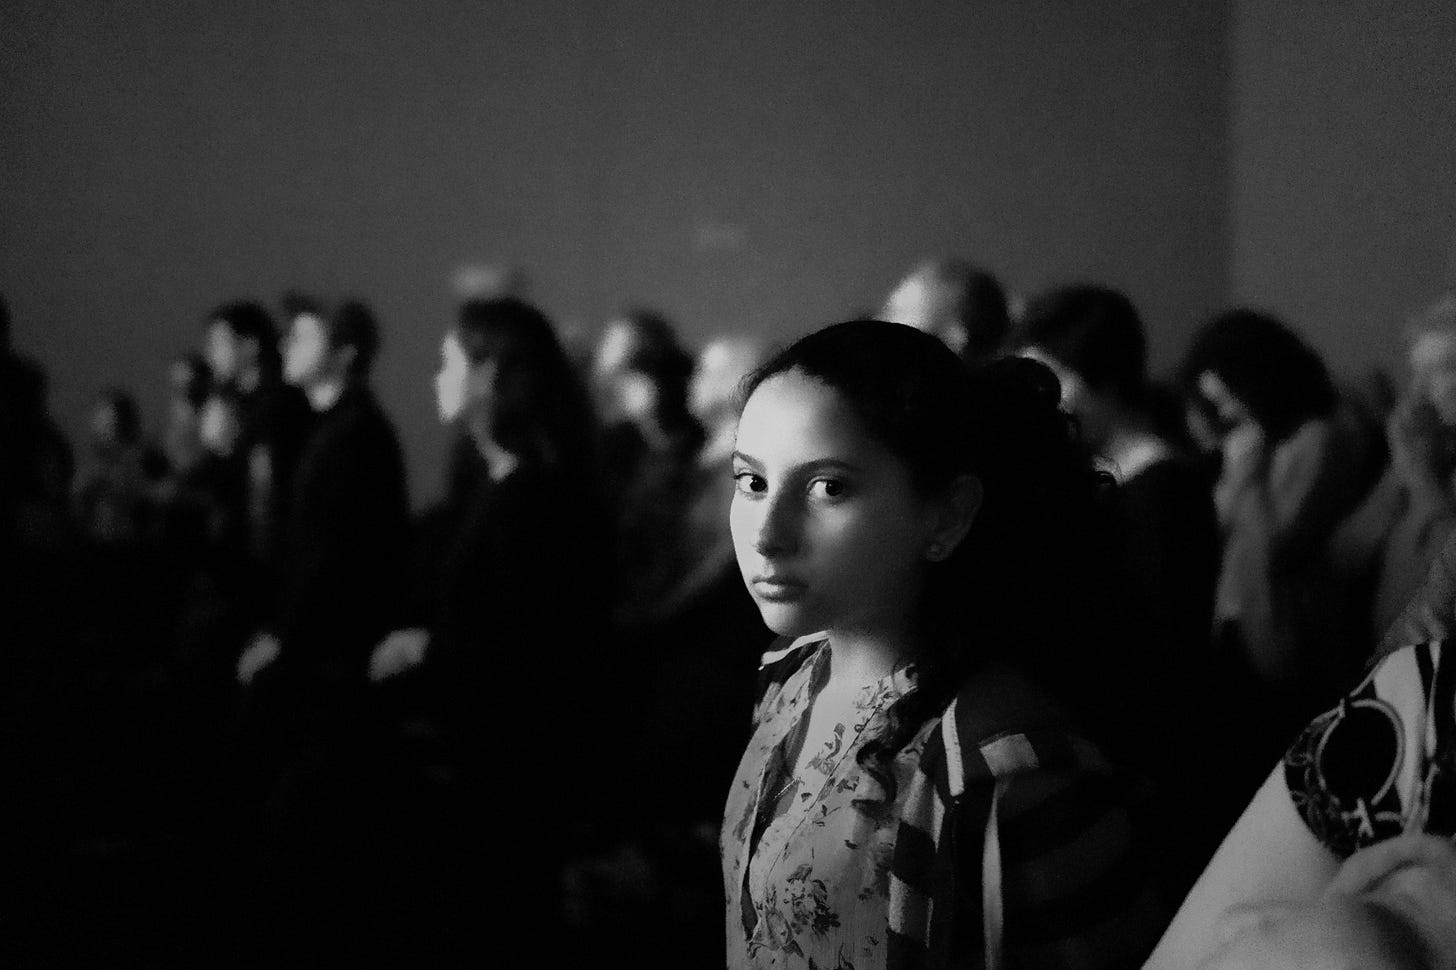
[733,471,767,495]
[808,478,845,499]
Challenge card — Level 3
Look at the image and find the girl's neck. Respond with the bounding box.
[824,622,917,688]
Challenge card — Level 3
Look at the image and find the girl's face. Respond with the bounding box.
[730,370,946,640]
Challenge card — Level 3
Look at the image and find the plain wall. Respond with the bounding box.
[1,1,1230,504]
[1231,0,1456,382]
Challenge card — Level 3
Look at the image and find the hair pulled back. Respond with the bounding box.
[743,320,1109,799]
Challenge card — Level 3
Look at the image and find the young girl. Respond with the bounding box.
[721,320,1166,969]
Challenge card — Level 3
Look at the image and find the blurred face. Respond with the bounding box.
[283,313,330,387]
[205,320,239,384]
[89,401,120,447]
[435,332,471,423]
[592,319,638,381]
[730,370,940,640]
[434,331,501,431]
[199,396,241,456]
[881,276,934,331]
[169,360,195,398]
[1410,331,1456,425]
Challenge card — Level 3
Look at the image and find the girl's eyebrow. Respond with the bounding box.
[799,458,863,475]
[731,451,863,476]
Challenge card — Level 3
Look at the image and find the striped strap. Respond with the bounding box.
[982,780,1004,970]
[941,698,965,797]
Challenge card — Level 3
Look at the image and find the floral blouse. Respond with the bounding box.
[721,639,936,970]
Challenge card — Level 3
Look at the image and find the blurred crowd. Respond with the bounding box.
[1,262,1454,967]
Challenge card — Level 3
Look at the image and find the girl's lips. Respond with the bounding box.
[751,577,808,600]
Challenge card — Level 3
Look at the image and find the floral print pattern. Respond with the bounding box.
[722,640,936,969]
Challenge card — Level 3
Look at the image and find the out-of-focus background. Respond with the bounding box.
[5,3,1456,969]
[6,0,1451,505]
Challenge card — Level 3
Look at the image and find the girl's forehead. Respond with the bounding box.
[739,371,878,456]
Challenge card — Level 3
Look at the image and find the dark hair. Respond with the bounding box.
[207,301,280,374]
[743,320,1109,798]
[323,300,381,378]
[455,297,598,475]
[1016,285,1148,405]
[280,290,325,324]
[96,388,141,443]
[1180,308,1336,442]
[0,291,11,353]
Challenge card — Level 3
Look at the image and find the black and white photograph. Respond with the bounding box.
[3,2,1455,968]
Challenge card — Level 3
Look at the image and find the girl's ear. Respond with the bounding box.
[925,474,981,562]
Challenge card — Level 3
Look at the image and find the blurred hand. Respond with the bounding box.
[237,632,281,685]
[1329,833,1456,969]
[1197,835,1456,970]
[1221,422,1268,484]
[369,628,430,683]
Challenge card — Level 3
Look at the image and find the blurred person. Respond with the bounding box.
[1180,310,1377,723]
[590,309,706,624]
[226,297,409,968]
[74,388,153,544]
[0,293,73,537]
[1145,638,1456,970]
[1016,285,1222,875]
[879,258,1011,363]
[647,333,772,619]
[723,321,1163,969]
[1331,294,1456,648]
[370,297,609,958]
[1016,285,1217,653]
[560,335,772,965]
[160,353,213,480]
[591,308,704,461]
[202,300,313,570]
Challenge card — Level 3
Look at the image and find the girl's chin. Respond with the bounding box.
[754,602,824,639]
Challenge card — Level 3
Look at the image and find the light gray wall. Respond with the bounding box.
[1230,0,1456,382]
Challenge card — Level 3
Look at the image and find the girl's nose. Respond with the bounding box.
[754,492,799,557]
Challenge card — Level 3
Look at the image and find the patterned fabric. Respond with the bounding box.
[722,638,1165,970]
[1283,640,1456,858]
[723,636,930,970]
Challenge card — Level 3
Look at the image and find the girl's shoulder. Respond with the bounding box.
[934,662,1116,791]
